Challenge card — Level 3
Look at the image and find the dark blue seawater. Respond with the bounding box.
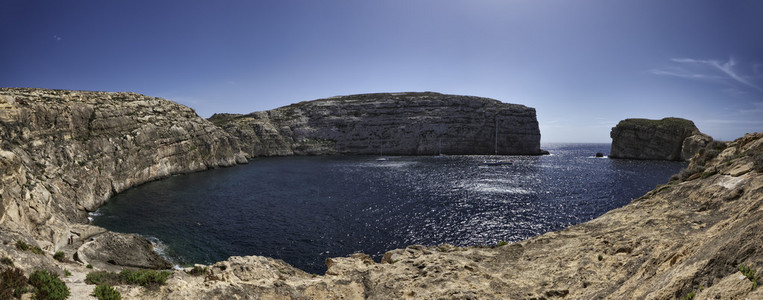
[91,144,685,274]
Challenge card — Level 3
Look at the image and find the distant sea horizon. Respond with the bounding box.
[92,143,685,274]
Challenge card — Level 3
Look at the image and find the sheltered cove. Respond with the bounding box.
[0,88,762,299]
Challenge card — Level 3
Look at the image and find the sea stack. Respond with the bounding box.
[210,92,544,156]
[609,117,712,161]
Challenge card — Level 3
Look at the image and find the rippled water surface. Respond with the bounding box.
[92,144,685,274]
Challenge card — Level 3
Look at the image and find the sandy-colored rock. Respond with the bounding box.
[210,92,545,156]
[0,88,247,266]
[77,232,171,270]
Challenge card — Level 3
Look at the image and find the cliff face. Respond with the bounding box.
[210,92,543,156]
[0,88,247,253]
[609,117,712,161]
[145,132,763,300]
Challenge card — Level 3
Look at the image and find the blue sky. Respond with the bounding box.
[2,0,761,142]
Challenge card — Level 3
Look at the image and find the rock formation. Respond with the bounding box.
[609,117,712,161]
[210,92,544,156]
[0,88,247,259]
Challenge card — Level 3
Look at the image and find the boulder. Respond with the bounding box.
[76,232,172,270]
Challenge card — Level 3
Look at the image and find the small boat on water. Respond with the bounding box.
[483,160,513,166]
[482,118,513,166]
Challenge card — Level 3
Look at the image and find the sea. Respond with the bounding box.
[90,143,686,274]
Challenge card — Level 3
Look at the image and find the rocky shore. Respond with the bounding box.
[1,88,761,299]
[610,117,712,161]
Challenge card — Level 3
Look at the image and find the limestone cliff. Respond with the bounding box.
[0,88,247,254]
[210,92,544,156]
[609,117,712,161]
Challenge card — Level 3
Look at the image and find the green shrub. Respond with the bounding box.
[86,264,93,269]
[28,270,70,300]
[15,240,30,251]
[87,269,172,289]
[64,270,71,277]
[85,271,122,286]
[53,251,65,262]
[496,241,508,247]
[739,263,761,289]
[700,170,718,179]
[1,267,29,299]
[17,240,45,255]
[93,284,121,300]
[120,269,172,288]
[1,257,13,266]
[187,266,207,276]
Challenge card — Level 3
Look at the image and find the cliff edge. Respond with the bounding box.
[610,117,712,161]
[210,92,544,156]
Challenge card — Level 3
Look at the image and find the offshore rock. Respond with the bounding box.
[609,117,709,161]
[131,133,760,299]
[210,92,543,156]
[0,88,247,256]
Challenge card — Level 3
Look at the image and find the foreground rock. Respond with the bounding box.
[124,132,759,299]
[77,232,172,270]
[610,117,712,161]
[210,92,545,156]
[0,88,247,267]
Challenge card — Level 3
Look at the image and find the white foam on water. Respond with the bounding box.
[140,235,181,269]
[87,210,103,222]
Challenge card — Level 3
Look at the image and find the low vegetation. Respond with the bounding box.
[738,263,760,289]
[1,257,13,266]
[1,267,29,299]
[15,240,44,255]
[29,269,70,300]
[93,284,121,300]
[86,269,172,289]
[187,266,207,276]
[53,251,66,262]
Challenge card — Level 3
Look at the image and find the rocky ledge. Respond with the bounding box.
[610,117,712,161]
[209,92,545,156]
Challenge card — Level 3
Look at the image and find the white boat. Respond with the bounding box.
[483,118,512,166]
[483,160,513,166]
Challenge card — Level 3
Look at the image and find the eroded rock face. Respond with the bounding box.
[210,92,543,156]
[0,88,247,253]
[609,117,709,161]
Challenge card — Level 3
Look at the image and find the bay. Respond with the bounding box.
[91,144,685,274]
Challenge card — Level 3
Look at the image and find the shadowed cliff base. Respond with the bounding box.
[209,92,547,157]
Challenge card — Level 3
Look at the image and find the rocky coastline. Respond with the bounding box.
[1,88,761,299]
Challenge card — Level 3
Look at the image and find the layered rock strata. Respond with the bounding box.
[610,117,712,161]
[210,92,544,156]
[141,132,761,299]
[0,88,247,256]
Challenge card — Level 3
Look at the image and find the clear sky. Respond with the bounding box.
[2,0,761,142]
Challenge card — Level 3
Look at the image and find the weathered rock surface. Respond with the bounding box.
[118,132,760,299]
[210,92,544,156]
[610,117,710,161]
[76,232,172,270]
[0,88,247,263]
